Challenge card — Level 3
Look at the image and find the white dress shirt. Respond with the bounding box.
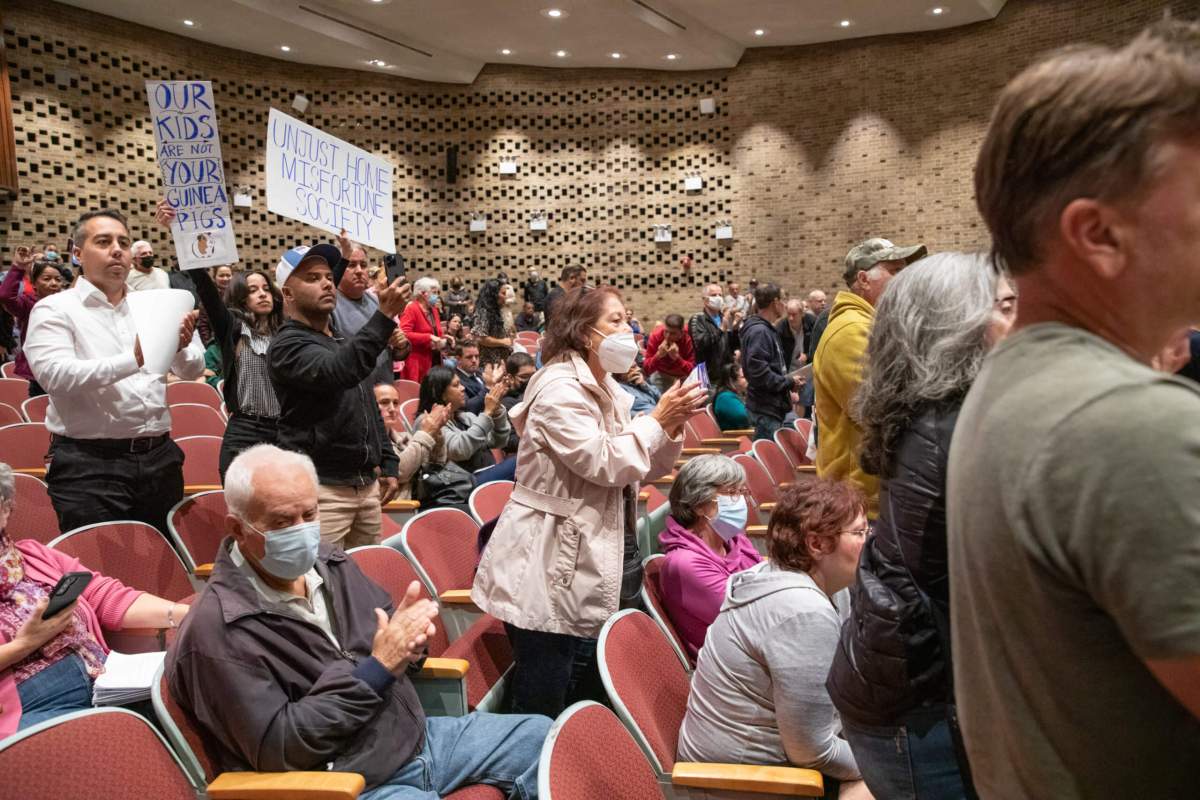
[126,267,170,292]
[24,276,205,438]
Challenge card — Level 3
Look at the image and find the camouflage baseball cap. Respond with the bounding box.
[842,238,928,286]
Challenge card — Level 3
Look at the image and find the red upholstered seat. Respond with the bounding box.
[50,521,193,602]
[0,708,197,800]
[169,403,226,439]
[446,787,506,800]
[752,439,800,487]
[641,484,668,514]
[156,669,218,783]
[349,545,451,654]
[166,381,223,411]
[597,610,692,774]
[400,508,480,596]
[793,417,813,439]
[0,361,17,378]
[20,394,50,423]
[10,472,59,545]
[0,401,23,425]
[167,490,229,572]
[640,554,693,669]
[0,421,51,474]
[399,398,420,432]
[732,453,779,509]
[468,480,513,525]
[176,435,223,489]
[393,379,421,403]
[0,377,30,411]
[775,427,811,468]
[540,701,664,800]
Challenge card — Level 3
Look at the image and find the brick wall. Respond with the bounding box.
[0,0,1178,320]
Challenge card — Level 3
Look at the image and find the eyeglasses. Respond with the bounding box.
[841,526,870,538]
[715,488,752,500]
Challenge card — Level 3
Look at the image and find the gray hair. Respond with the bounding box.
[0,463,14,505]
[853,252,1001,477]
[413,276,440,296]
[224,444,318,519]
[131,240,151,255]
[668,454,746,528]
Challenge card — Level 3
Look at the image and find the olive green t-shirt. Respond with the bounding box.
[948,323,1200,799]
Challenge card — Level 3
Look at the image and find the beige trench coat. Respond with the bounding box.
[471,352,682,637]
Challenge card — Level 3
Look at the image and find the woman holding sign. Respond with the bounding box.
[157,200,284,478]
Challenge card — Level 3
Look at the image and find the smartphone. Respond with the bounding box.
[42,571,93,619]
[384,253,406,284]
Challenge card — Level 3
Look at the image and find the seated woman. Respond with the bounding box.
[658,454,761,659]
[678,478,871,800]
[0,463,190,735]
[373,383,451,501]
[711,361,751,431]
[415,366,515,489]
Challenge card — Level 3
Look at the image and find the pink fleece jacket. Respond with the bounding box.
[657,516,761,659]
[0,540,143,737]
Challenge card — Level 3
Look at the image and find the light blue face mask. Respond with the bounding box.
[428,293,441,306]
[245,519,320,580]
[708,494,749,542]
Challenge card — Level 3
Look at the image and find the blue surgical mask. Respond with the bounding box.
[428,293,440,306]
[708,494,748,542]
[245,519,320,580]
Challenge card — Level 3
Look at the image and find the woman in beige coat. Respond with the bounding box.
[472,285,707,717]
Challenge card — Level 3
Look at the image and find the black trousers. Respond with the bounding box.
[46,436,184,534]
[218,414,279,481]
[503,623,608,719]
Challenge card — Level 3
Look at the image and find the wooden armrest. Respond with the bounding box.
[758,502,776,512]
[638,491,649,502]
[700,437,740,446]
[720,428,755,437]
[194,563,214,578]
[672,762,824,797]
[795,464,817,473]
[13,467,46,477]
[651,476,675,486]
[208,771,365,800]
[681,447,721,456]
[417,657,470,679]
[185,484,222,494]
[438,589,477,605]
[746,525,768,534]
[383,499,421,512]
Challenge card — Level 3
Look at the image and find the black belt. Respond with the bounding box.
[232,412,278,425]
[53,433,170,455]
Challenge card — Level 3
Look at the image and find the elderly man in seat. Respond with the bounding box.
[167,444,549,799]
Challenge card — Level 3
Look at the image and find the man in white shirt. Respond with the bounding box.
[725,280,750,317]
[126,239,170,291]
[25,209,203,533]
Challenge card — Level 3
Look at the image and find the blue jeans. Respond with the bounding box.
[473,456,517,486]
[361,712,550,800]
[16,653,93,730]
[748,410,784,442]
[842,706,973,800]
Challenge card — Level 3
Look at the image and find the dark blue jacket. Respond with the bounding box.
[739,314,791,420]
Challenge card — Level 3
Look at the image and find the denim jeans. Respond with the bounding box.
[842,705,974,800]
[16,653,93,730]
[473,456,517,486]
[748,410,784,441]
[360,712,551,800]
[503,623,607,719]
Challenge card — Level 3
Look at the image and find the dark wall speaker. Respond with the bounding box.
[446,145,458,184]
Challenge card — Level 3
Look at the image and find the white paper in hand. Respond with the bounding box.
[126,289,194,375]
[92,650,166,706]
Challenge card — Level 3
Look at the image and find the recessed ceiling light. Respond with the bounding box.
[753,28,765,36]
[665,53,679,60]
[500,48,513,55]
[182,19,195,26]
[554,49,569,58]
[931,6,946,14]
[840,19,852,28]
[540,8,568,19]
[280,45,291,52]
[610,52,622,59]
[368,59,388,67]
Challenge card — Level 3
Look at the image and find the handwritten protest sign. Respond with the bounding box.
[145,80,238,270]
[265,108,395,254]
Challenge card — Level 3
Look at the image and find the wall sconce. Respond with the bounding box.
[683,171,704,192]
[469,213,488,233]
[653,223,673,244]
[529,210,548,231]
[499,159,518,175]
[714,219,733,240]
[232,185,253,208]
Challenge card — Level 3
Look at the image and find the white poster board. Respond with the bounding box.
[265,108,395,254]
[145,81,239,270]
[126,289,196,375]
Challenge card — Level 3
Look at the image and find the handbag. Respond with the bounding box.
[414,461,474,508]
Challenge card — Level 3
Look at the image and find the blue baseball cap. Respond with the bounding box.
[275,243,345,286]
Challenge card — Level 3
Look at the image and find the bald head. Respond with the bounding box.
[806,290,827,314]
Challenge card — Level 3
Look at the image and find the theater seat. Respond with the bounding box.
[176,434,223,495]
[169,403,227,439]
[0,401,23,425]
[0,421,50,477]
[640,554,693,669]
[388,507,483,640]
[751,439,807,488]
[732,453,779,516]
[10,471,59,545]
[539,701,666,800]
[597,609,824,798]
[468,479,513,526]
[166,490,229,580]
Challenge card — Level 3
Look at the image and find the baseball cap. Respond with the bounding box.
[275,243,345,286]
[843,238,928,286]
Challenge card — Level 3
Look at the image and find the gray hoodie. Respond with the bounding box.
[676,561,860,781]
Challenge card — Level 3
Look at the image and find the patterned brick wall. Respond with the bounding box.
[0,0,1180,320]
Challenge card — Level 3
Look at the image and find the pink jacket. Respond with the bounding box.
[658,515,761,658]
[0,540,143,737]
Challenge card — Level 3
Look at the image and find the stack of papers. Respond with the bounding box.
[92,651,166,706]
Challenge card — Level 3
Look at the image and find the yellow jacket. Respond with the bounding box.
[814,291,879,516]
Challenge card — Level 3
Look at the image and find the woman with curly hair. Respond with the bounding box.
[472,278,517,366]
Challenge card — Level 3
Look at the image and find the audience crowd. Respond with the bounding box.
[1,18,1199,800]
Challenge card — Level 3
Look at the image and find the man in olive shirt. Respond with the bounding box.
[948,20,1200,799]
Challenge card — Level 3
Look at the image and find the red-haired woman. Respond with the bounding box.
[678,478,872,800]
[472,286,707,718]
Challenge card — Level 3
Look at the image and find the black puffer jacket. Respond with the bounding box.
[826,404,959,725]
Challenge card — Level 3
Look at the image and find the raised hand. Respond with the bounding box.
[370,581,439,673]
[155,198,176,229]
[177,310,199,352]
[12,246,34,270]
[379,278,413,318]
[484,381,506,417]
[419,403,451,435]
[651,381,708,436]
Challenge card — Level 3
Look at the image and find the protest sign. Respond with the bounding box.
[145,80,238,270]
[265,108,395,254]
